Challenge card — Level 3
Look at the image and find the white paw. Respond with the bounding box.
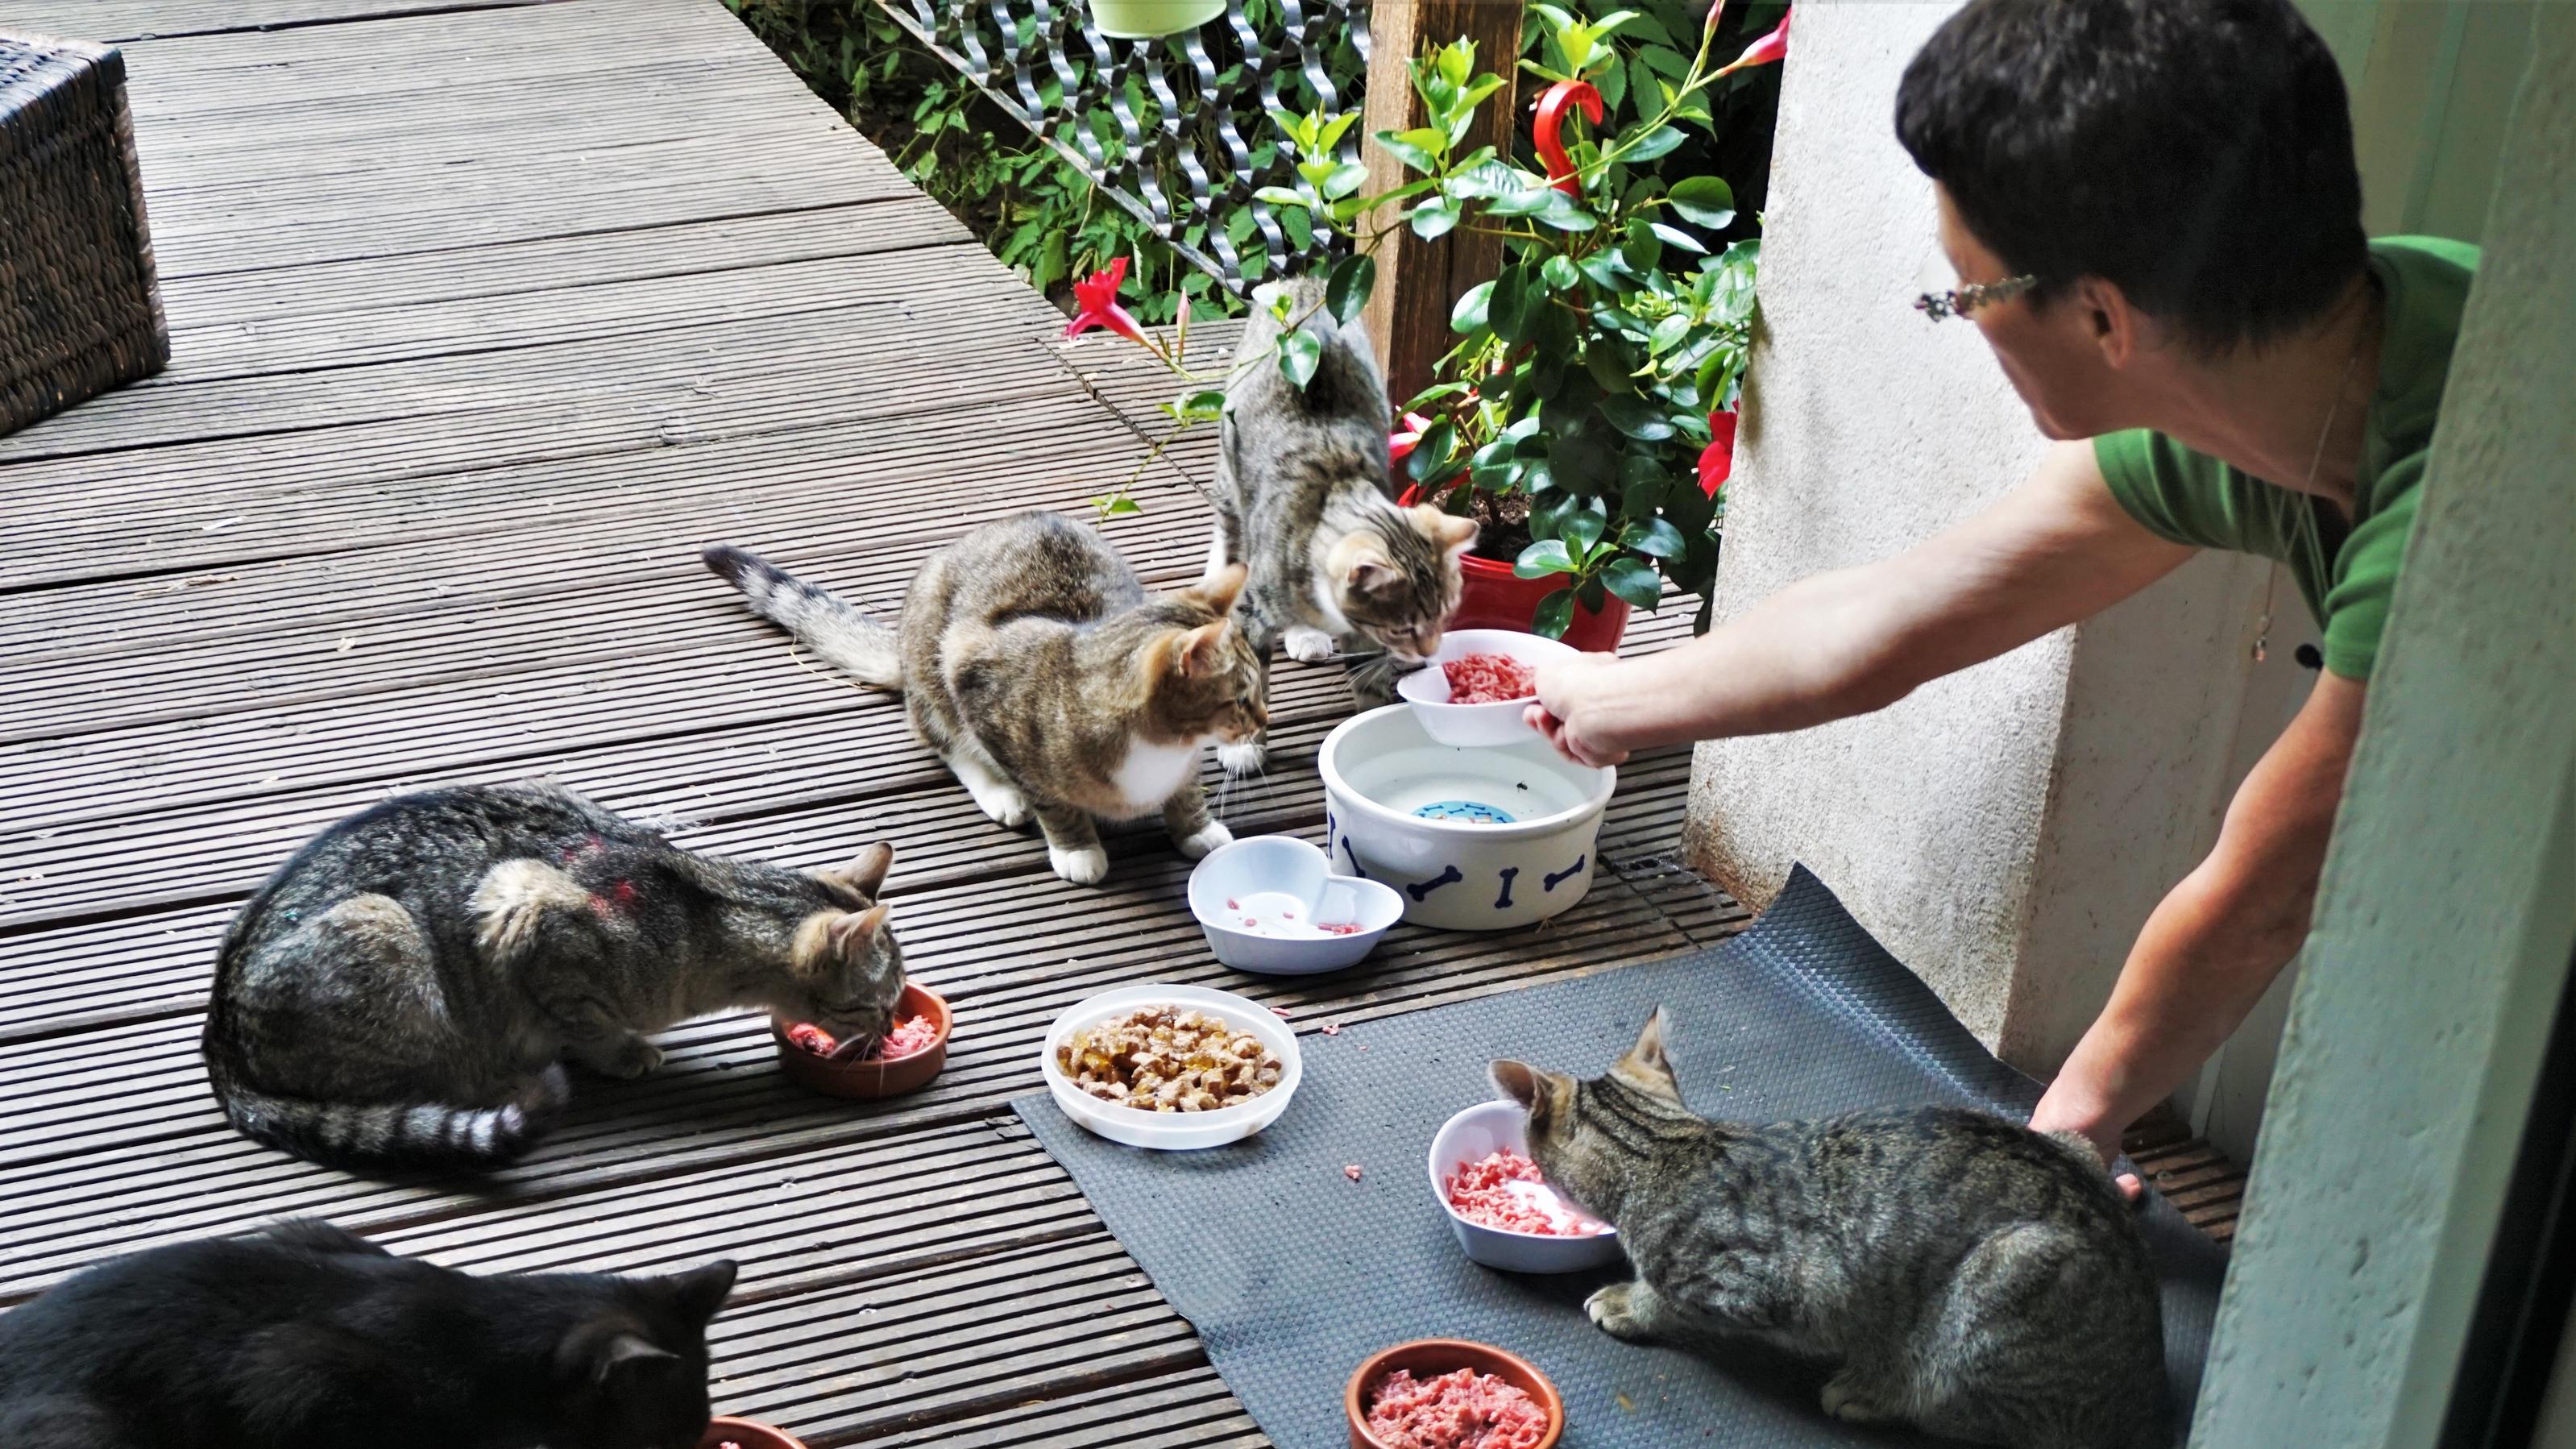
[1584,1283,1653,1342]
[1049,845,1110,886]
[1176,822,1234,860]
[971,783,1030,828]
[1216,741,1267,777]
[1283,625,1339,663]
[1821,1375,1894,1424]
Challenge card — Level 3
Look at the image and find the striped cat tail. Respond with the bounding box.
[701,544,902,687]
[210,1064,570,1169]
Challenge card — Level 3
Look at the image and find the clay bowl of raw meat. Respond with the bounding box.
[771,982,950,1099]
[699,1416,807,1449]
[1345,1338,1565,1449]
[1429,1100,1623,1273]
[1394,628,1580,748]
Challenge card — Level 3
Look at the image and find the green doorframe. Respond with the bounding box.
[2188,12,2576,1447]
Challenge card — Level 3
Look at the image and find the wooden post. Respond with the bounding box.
[1359,0,1523,406]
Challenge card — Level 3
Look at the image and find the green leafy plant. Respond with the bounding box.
[1260,4,1781,636]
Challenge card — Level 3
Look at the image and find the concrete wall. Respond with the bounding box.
[1686,3,2305,1068]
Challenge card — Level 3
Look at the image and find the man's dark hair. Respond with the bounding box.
[1896,0,2367,353]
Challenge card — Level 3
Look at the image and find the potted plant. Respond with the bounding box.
[1259,4,1783,642]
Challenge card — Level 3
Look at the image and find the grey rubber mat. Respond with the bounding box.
[1014,866,2225,1447]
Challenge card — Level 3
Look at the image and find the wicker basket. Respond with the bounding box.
[0,32,170,438]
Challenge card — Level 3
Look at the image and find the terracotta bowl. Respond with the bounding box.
[699,1416,806,1449]
[1343,1338,1566,1449]
[771,982,950,1099]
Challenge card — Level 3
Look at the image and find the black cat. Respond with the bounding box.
[0,1221,736,1449]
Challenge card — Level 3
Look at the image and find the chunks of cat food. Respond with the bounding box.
[1444,1148,1610,1236]
[1364,1367,1551,1449]
[1441,652,1537,704]
[785,1015,939,1061]
[1056,1006,1283,1113]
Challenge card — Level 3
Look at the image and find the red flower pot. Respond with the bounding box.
[1398,486,1632,652]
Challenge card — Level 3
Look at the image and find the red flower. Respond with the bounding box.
[1533,81,1604,199]
[1064,257,1148,345]
[1387,410,1435,464]
[1699,409,1738,498]
[1719,10,1790,75]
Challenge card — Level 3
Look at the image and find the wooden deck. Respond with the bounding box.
[0,0,2241,1441]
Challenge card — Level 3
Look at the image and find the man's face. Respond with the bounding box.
[1934,186,2132,441]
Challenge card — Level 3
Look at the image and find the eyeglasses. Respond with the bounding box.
[1914,272,2039,322]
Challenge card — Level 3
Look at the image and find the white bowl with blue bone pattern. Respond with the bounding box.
[1318,704,1616,932]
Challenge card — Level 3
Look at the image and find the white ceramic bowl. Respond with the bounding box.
[1320,704,1615,932]
[1039,983,1303,1149]
[1186,835,1406,974]
[1428,1100,1624,1273]
[1395,628,1583,748]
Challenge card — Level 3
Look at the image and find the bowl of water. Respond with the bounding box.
[1320,705,1614,931]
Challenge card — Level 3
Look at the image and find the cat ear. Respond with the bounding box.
[1186,562,1248,616]
[1172,621,1230,678]
[664,1259,738,1326]
[828,904,893,957]
[588,1331,678,1383]
[1491,1060,1544,1111]
[1613,1007,1681,1099]
[1411,503,1479,554]
[1346,559,1399,596]
[815,842,895,900]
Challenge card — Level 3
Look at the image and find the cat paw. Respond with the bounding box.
[1217,741,1267,777]
[1585,1283,1658,1343]
[1049,845,1110,886]
[970,783,1031,828]
[1820,1372,1898,1425]
[1176,822,1234,860]
[581,1036,664,1080]
[1282,625,1340,663]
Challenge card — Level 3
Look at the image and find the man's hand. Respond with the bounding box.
[1524,653,1633,767]
[2030,1091,2143,1202]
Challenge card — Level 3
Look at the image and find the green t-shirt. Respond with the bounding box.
[2094,236,2478,679]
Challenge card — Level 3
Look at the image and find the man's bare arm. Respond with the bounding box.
[1526,440,2196,765]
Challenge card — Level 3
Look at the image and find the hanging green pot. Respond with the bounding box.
[1086,0,1225,39]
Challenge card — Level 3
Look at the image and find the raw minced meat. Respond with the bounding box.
[1315,921,1364,935]
[1444,1148,1609,1236]
[1364,1366,1551,1448]
[1441,653,1537,704]
[786,1014,939,1061]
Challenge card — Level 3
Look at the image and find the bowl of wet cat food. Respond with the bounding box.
[1321,704,1614,932]
[1187,834,1406,974]
[1039,983,1301,1149]
[1394,629,1581,749]
[700,1417,808,1449]
[1345,1339,1565,1449]
[772,982,951,1099]
[1428,1100,1623,1273]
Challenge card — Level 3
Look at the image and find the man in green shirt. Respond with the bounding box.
[1527,0,2476,1191]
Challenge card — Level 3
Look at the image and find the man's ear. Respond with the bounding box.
[2072,275,2138,370]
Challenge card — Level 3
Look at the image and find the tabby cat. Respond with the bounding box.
[1494,1010,2171,1449]
[704,511,1263,886]
[1210,276,1476,772]
[0,1219,734,1449]
[204,782,904,1169]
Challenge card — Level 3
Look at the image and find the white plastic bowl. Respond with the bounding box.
[1039,983,1303,1149]
[1187,835,1406,974]
[1395,628,1582,748]
[1428,1100,1624,1273]
[1321,704,1615,931]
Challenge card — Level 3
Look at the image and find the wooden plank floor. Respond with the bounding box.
[0,1,2241,1442]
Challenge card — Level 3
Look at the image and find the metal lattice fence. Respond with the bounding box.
[872,0,1368,295]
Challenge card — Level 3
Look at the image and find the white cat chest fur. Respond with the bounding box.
[1318,704,1615,932]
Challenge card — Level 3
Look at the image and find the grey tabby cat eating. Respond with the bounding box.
[205,783,905,1169]
[1495,1009,2171,1449]
[1210,276,1476,774]
[705,511,1263,886]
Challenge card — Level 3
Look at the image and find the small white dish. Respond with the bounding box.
[1039,983,1303,1150]
[1395,628,1583,748]
[1187,835,1405,974]
[1427,1100,1624,1273]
